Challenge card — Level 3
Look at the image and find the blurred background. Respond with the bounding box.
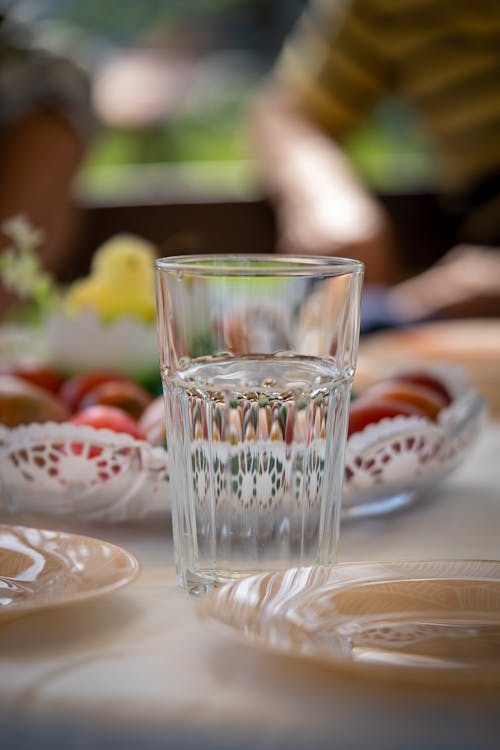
[2,0,463,313]
[8,0,435,204]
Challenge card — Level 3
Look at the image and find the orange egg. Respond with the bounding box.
[387,370,452,406]
[348,397,428,437]
[361,379,448,421]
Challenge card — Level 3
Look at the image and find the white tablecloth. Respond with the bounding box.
[1,423,500,750]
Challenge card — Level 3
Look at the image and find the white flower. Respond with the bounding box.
[2,215,44,251]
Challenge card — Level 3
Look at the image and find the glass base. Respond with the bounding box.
[342,490,417,520]
[184,567,265,596]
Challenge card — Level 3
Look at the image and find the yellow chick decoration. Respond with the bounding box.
[64,234,157,323]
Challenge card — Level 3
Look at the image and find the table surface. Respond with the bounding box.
[1,422,500,750]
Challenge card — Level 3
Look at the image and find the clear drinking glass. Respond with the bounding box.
[155,255,363,594]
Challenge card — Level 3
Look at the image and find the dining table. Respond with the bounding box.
[1,372,500,749]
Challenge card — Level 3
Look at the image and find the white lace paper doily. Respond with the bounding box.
[343,387,484,514]
[0,423,168,522]
[0,386,484,523]
[174,389,484,516]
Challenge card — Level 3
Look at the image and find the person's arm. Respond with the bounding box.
[248,85,400,283]
[247,0,401,283]
[0,107,85,270]
[385,244,500,321]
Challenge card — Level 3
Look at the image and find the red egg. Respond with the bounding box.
[70,405,144,439]
[80,380,152,420]
[361,379,448,421]
[348,397,428,437]
[10,363,64,395]
[387,370,452,406]
[60,372,130,412]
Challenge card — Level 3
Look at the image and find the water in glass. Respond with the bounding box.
[163,354,350,594]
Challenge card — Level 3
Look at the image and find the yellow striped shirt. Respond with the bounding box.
[275,0,500,192]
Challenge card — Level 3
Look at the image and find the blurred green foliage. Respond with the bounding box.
[44,0,251,42]
[79,102,435,199]
[42,0,435,196]
[85,105,249,169]
[346,100,437,191]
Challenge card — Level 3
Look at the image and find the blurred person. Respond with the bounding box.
[249,0,500,327]
[0,10,94,314]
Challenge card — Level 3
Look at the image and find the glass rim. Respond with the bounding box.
[155,254,364,277]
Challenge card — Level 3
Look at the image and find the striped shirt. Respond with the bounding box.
[276,0,500,195]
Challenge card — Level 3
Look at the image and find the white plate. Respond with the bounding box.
[198,560,500,686]
[0,524,140,622]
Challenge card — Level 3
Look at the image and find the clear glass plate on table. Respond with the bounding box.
[197,560,500,686]
[0,524,140,623]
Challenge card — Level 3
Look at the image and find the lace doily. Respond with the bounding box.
[190,438,325,514]
[0,423,168,521]
[0,384,484,522]
[343,387,484,508]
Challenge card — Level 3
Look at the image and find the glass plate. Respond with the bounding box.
[198,560,500,686]
[0,524,140,622]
